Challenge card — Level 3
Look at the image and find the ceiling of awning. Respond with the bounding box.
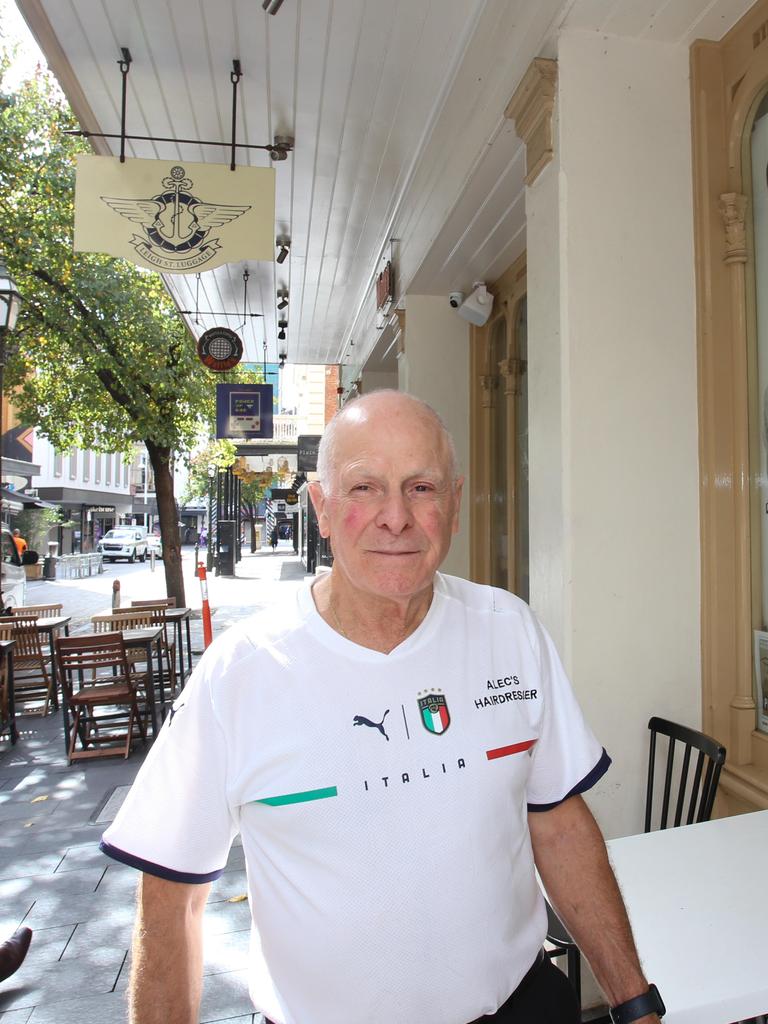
[15,0,756,372]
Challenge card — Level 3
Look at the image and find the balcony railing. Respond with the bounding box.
[245,415,298,444]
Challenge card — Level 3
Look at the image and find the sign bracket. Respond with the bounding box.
[118,47,132,164]
[230,60,243,171]
[67,51,294,165]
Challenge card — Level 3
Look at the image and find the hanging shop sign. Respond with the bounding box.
[74,156,276,273]
[197,327,244,372]
[285,492,299,506]
[297,435,322,472]
[216,383,274,440]
[376,260,394,311]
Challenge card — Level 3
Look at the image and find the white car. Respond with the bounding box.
[1,524,26,609]
[98,527,148,563]
[147,534,163,559]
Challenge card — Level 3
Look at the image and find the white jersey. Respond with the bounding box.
[102,573,608,1024]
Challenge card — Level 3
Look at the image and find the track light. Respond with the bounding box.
[277,319,288,342]
[277,291,289,310]
[262,0,286,14]
[279,352,287,368]
[276,238,290,264]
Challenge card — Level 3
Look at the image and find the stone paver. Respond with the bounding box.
[0,546,305,1023]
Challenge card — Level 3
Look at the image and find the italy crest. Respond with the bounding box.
[418,691,450,735]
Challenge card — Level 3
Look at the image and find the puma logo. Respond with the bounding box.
[168,702,185,726]
[353,710,390,741]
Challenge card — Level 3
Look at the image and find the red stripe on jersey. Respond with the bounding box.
[486,739,537,760]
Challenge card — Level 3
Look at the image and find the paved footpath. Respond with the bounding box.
[0,544,308,1023]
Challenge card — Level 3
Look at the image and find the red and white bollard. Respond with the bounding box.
[197,562,213,649]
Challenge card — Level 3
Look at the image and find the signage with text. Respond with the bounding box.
[216,384,274,440]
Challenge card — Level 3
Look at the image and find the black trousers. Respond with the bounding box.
[264,949,580,1024]
[469,951,580,1023]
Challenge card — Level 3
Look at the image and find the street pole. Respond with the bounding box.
[206,463,215,572]
[0,258,23,535]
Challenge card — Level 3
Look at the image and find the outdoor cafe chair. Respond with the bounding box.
[545,717,727,1005]
[10,603,63,618]
[55,632,147,764]
[130,598,177,608]
[91,609,163,707]
[10,604,66,659]
[129,600,178,697]
[0,618,55,716]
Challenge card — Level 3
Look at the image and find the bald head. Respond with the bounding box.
[317,390,458,492]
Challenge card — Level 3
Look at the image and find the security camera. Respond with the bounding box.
[449,292,464,309]
[456,283,494,326]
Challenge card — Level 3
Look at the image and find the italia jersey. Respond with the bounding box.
[102,573,609,1024]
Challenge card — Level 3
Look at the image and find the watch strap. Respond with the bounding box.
[609,983,666,1023]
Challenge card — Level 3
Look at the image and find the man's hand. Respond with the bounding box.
[130,873,210,1024]
[529,795,657,1012]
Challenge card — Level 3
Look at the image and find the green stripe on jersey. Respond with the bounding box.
[255,786,338,807]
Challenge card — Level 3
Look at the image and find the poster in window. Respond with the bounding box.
[752,630,768,734]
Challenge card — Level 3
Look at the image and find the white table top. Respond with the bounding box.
[606,809,768,1024]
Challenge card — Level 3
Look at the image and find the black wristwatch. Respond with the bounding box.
[609,984,666,1023]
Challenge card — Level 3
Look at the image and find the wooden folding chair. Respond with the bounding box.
[0,619,55,716]
[55,632,147,764]
[11,604,64,617]
[129,601,178,698]
[10,605,65,662]
[130,598,177,608]
[91,609,159,706]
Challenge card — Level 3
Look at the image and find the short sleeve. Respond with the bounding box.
[100,657,237,882]
[525,617,611,811]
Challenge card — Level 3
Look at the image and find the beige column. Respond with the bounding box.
[718,192,757,763]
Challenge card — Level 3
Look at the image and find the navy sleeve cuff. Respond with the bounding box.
[100,840,226,884]
[527,748,612,812]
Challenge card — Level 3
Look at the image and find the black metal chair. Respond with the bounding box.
[545,716,727,1010]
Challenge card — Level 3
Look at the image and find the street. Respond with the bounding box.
[25,540,305,638]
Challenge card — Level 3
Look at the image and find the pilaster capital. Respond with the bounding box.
[505,58,558,185]
[718,192,748,264]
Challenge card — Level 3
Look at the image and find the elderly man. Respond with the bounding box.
[102,391,663,1024]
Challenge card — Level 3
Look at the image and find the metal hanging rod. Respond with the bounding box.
[66,131,293,158]
[179,311,264,318]
[64,50,294,167]
[230,59,242,171]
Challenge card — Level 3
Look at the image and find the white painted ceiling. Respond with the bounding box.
[16,0,757,373]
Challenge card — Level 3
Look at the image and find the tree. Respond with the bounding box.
[183,441,278,553]
[0,53,258,605]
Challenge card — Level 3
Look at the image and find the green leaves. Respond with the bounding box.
[0,49,219,457]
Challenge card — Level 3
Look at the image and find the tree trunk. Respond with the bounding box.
[145,440,185,607]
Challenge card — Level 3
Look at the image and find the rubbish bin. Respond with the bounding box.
[43,541,58,580]
[218,520,236,577]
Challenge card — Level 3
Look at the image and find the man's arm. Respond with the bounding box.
[528,794,660,1024]
[129,872,211,1024]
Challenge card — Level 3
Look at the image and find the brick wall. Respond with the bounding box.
[324,365,340,424]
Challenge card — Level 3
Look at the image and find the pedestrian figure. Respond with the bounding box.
[11,530,27,557]
[270,527,278,551]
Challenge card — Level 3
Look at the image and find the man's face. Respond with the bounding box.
[309,400,463,602]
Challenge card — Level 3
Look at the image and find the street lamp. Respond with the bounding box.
[0,257,22,527]
[206,463,216,572]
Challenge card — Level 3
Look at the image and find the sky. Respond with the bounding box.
[0,0,46,88]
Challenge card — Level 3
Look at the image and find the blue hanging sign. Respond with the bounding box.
[215,384,274,439]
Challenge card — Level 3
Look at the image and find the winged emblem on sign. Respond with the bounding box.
[100,165,252,272]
